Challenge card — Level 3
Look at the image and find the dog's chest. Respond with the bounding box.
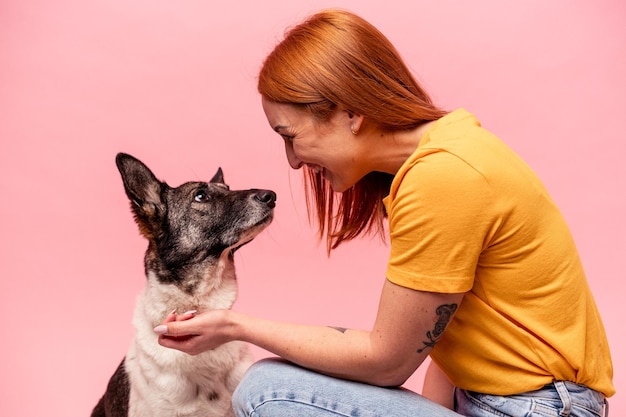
[125,341,250,417]
[125,275,248,417]
[130,373,230,417]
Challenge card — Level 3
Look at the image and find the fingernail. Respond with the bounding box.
[169,309,177,316]
[154,325,168,335]
[183,310,197,316]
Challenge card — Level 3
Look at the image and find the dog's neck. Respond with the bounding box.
[140,250,238,326]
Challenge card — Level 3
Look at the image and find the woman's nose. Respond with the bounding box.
[284,142,303,169]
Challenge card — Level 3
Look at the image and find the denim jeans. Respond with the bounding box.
[232,358,461,417]
[455,380,608,417]
[232,359,608,417]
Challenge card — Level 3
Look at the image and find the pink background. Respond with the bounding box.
[1,0,623,415]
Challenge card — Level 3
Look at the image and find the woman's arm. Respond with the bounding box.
[157,279,463,387]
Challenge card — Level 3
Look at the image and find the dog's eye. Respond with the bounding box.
[194,191,210,203]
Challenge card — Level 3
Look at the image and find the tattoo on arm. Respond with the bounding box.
[417,303,458,353]
[328,326,348,333]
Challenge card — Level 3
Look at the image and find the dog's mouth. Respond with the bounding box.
[229,242,249,256]
[226,214,274,257]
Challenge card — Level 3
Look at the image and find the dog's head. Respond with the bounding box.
[115,153,275,290]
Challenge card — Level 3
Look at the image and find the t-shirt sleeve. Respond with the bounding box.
[385,150,496,293]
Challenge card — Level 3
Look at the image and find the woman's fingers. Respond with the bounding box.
[153,309,196,335]
[177,310,197,321]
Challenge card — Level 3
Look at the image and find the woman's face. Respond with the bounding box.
[262,98,367,192]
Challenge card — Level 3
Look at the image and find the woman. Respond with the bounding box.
[154,9,614,416]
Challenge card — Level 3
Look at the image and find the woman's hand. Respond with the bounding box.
[153,309,234,355]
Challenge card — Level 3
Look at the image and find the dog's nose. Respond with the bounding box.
[254,190,277,208]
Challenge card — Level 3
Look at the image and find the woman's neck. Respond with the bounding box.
[362,121,436,175]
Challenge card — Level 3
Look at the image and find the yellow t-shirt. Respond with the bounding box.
[383,109,615,396]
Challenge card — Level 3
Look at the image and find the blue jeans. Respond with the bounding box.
[455,380,608,417]
[232,358,608,417]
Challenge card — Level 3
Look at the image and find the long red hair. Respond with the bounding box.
[259,9,446,252]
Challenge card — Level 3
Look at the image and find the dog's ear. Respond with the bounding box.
[210,167,225,184]
[115,153,166,238]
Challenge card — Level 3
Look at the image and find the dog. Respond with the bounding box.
[91,153,276,417]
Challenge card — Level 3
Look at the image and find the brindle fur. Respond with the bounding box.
[91,153,275,417]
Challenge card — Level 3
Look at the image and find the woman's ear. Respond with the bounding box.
[350,113,364,135]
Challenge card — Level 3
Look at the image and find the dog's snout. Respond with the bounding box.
[254,190,277,208]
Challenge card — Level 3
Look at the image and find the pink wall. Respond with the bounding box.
[1,0,623,415]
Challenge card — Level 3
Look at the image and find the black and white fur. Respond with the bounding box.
[91,153,276,417]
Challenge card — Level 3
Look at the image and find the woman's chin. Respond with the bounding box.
[328,178,351,193]
[322,170,356,193]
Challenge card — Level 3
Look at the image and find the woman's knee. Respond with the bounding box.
[238,357,295,390]
[232,358,298,415]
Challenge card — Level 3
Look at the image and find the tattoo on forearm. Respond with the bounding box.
[417,303,458,353]
[328,326,348,333]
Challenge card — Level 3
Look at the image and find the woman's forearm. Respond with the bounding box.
[227,310,414,386]
[157,282,463,387]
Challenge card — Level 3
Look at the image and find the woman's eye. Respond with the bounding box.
[194,191,210,202]
[281,134,294,142]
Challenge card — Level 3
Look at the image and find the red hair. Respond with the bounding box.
[259,9,446,252]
